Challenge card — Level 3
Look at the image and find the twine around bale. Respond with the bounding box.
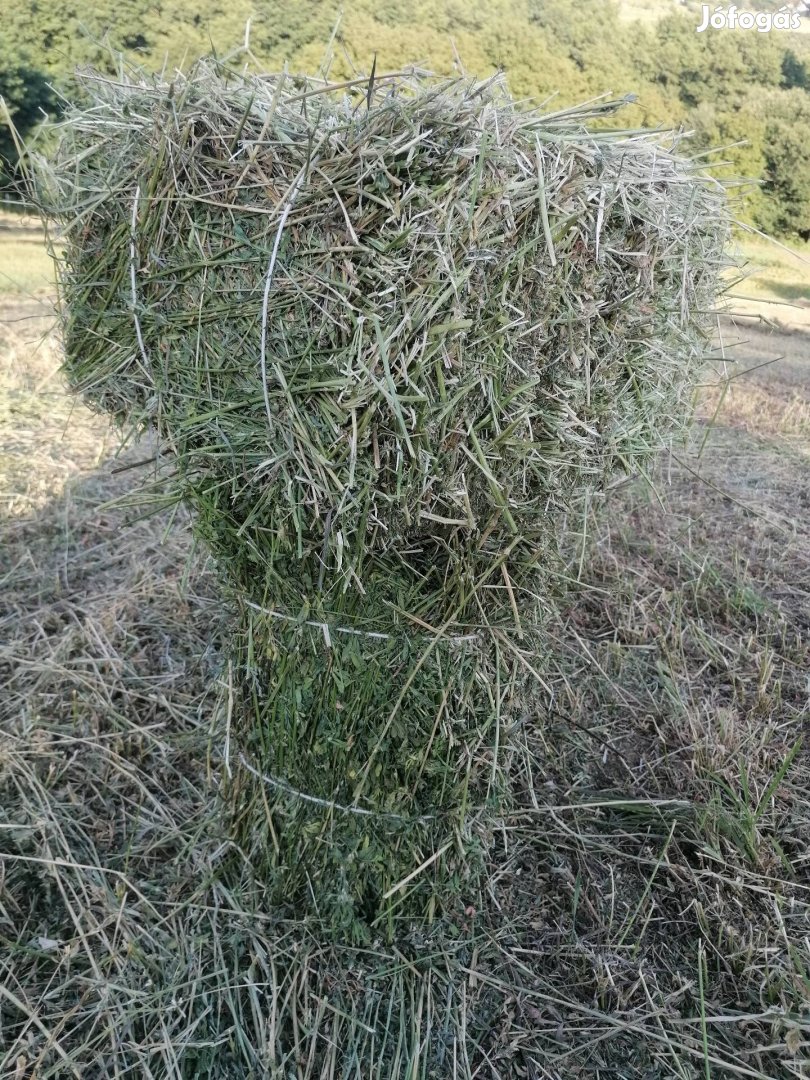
[237,752,437,824]
[242,599,481,645]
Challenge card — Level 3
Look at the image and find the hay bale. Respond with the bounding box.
[33,61,729,937]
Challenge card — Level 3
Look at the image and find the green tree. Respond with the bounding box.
[0,47,55,188]
[782,49,809,91]
[652,13,783,108]
[755,89,810,239]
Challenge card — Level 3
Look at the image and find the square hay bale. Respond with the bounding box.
[32,61,730,937]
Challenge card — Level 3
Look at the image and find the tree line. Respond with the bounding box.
[2,0,809,237]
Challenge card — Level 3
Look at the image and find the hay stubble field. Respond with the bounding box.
[0,221,809,1074]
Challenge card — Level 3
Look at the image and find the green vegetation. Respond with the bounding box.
[2,0,810,236]
[0,44,55,186]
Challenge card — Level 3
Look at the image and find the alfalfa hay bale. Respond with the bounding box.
[32,61,729,938]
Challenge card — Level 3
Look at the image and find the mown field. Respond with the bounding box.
[0,220,809,1075]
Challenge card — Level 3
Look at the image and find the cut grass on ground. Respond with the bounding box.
[1,302,808,1077]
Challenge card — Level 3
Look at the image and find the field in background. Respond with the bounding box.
[0,211,54,295]
[731,235,810,331]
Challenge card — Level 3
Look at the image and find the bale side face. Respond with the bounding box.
[227,607,530,940]
[35,63,730,934]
